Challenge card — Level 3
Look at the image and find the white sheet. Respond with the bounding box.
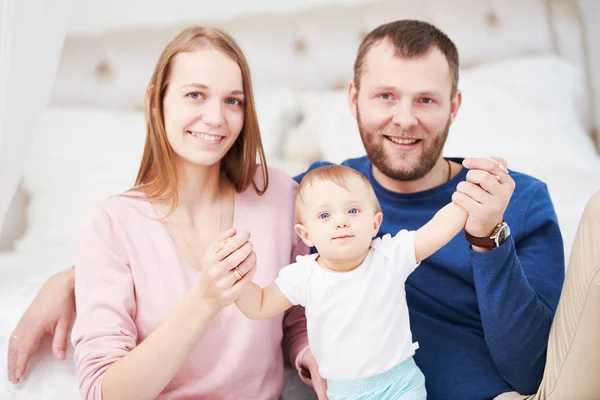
[0,251,79,400]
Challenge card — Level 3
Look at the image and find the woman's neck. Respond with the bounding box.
[170,159,223,226]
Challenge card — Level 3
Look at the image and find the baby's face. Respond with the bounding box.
[297,176,381,262]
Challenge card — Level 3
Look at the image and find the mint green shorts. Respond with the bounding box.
[326,357,426,400]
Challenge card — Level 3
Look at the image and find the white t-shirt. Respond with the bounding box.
[275,230,420,382]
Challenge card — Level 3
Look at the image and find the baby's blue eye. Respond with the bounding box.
[319,213,330,220]
[348,208,358,214]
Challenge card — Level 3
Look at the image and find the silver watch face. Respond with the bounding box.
[493,223,511,247]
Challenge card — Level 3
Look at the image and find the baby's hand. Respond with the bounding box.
[213,238,230,254]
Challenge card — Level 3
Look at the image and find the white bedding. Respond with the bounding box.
[0,251,79,400]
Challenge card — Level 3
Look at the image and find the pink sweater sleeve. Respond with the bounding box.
[71,205,138,400]
[281,232,312,384]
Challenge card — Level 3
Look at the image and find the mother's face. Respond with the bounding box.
[162,48,245,168]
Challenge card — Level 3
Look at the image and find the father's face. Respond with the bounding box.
[349,40,460,181]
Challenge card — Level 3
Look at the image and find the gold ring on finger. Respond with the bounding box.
[234,267,243,281]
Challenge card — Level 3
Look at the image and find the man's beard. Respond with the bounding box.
[357,109,451,181]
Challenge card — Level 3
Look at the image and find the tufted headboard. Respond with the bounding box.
[49,0,599,147]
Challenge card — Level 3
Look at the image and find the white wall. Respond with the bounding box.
[67,0,374,34]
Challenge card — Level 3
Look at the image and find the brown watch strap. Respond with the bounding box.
[464,230,496,249]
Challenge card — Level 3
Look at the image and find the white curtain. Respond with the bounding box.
[0,0,74,228]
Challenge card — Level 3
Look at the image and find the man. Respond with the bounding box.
[9,20,600,399]
[296,20,564,399]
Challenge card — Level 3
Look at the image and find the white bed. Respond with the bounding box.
[1,0,600,398]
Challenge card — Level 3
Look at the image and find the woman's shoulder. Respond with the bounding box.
[82,191,153,227]
[266,166,298,191]
[242,165,298,200]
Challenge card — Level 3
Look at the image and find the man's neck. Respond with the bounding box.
[372,158,456,194]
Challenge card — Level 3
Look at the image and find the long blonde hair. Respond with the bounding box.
[133,27,268,212]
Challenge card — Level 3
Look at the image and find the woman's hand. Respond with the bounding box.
[301,349,328,399]
[195,227,257,311]
[7,268,76,384]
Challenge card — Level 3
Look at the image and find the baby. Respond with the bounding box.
[235,164,469,399]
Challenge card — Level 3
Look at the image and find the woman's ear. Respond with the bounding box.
[295,223,314,248]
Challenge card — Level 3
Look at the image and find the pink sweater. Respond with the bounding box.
[71,168,309,400]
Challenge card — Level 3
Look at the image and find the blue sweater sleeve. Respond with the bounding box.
[470,183,564,394]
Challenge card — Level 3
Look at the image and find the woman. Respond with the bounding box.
[8,26,325,400]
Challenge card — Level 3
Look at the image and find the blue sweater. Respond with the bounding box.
[294,156,565,400]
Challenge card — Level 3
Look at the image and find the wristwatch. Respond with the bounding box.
[464,221,511,249]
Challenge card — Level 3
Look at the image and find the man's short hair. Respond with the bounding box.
[353,20,460,96]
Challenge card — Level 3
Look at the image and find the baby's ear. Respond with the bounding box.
[295,224,314,247]
[373,211,383,234]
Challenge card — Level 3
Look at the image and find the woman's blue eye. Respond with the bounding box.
[188,92,201,100]
[348,208,358,214]
[227,98,243,106]
[319,213,330,220]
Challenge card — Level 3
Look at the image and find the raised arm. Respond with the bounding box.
[454,158,564,393]
[414,202,468,263]
[235,283,293,320]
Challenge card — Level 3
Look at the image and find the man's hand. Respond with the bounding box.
[301,348,328,400]
[7,268,76,384]
[453,157,515,251]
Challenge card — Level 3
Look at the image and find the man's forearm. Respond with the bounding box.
[472,238,562,394]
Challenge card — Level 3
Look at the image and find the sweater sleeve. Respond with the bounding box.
[471,183,565,394]
[71,205,137,400]
[281,233,311,383]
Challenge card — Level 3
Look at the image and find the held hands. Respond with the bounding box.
[195,227,257,311]
[452,156,515,241]
[7,268,76,384]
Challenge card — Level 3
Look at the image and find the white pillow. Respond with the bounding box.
[445,55,597,174]
[253,86,301,158]
[284,90,364,164]
[17,107,147,254]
